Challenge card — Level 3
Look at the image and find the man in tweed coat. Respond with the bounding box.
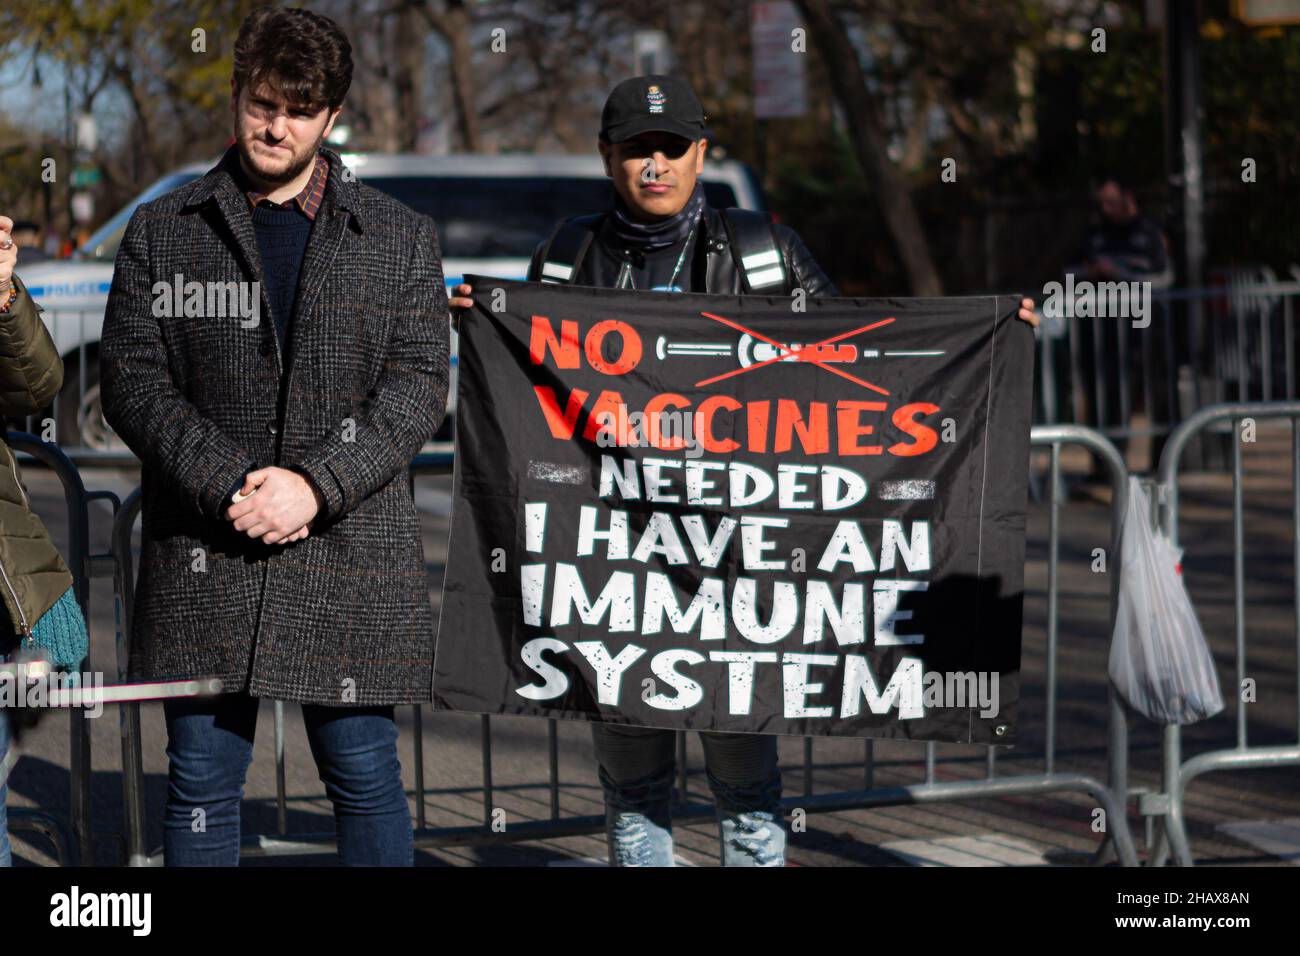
[100,7,448,865]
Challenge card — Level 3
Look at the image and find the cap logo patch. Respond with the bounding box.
[646,84,666,113]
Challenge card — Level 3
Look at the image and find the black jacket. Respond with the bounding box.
[526,204,839,297]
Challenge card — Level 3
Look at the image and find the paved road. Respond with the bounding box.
[4,426,1300,866]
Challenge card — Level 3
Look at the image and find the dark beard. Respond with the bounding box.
[237,135,320,186]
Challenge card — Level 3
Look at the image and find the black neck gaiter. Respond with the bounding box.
[608,181,706,253]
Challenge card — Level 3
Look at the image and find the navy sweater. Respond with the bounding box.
[219,202,314,515]
[252,201,313,361]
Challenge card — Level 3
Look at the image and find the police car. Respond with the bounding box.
[23,153,763,449]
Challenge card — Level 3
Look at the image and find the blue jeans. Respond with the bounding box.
[163,692,412,866]
[591,723,785,867]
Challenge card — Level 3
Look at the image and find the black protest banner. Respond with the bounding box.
[433,277,1033,743]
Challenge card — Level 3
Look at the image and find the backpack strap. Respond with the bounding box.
[718,208,788,294]
[536,214,602,284]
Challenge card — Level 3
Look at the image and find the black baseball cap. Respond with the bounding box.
[599,74,706,144]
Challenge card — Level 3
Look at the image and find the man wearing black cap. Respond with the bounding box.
[494,74,836,297]
[449,74,1038,867]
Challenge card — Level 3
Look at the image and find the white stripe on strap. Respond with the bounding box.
[541,262,574,280]
[747,265,786,289]
[741,248,781,270]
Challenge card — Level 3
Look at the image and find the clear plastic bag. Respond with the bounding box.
[1109,477,1225,725]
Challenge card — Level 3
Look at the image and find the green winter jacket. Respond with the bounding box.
[0,273,74,646]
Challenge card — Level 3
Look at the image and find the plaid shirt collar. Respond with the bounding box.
[239,151,330,221]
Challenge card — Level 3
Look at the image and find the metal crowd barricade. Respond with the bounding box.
[1145,401,1300,866]
[4,432,123,867]
[110,429,1138,866]
[1036,279,1300,445]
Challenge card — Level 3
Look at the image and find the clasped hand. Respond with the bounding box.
[225,467,324,546]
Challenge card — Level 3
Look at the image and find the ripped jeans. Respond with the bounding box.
[591,723,784,867]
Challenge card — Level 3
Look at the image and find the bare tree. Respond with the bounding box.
[412,0,483,151]
[796,0,944,294]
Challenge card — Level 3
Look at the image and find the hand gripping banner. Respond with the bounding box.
[433,277,1034,743]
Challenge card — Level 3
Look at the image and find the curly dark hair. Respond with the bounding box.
[232,6,353,112]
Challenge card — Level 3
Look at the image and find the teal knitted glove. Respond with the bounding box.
[27,586,88,672]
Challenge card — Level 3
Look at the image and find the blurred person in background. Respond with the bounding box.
[8,221,51,264]
[1064,174,1173,470]
[1075,174,1172,286]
